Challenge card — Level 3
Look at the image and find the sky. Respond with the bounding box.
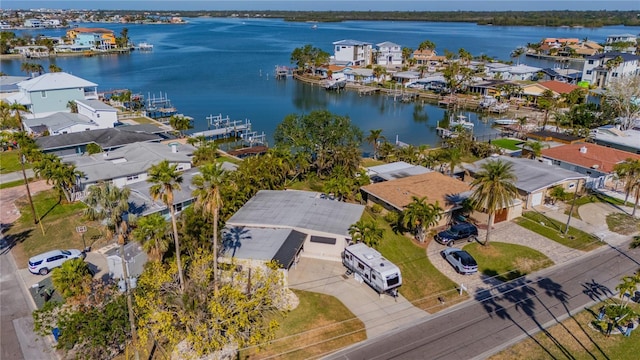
[2,1,639,12]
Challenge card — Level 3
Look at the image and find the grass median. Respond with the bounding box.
[463,242,554,282]
[515,212,603,251]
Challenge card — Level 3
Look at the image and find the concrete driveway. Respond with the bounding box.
[287,257,429,339]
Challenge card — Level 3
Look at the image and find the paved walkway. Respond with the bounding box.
[0,169,34,185]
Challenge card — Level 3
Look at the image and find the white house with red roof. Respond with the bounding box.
[540,142,640,189]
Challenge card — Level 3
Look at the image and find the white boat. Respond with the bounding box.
[479,95,497,109]
[493,118,519,125]
[450,114,475,130]
[137,42,153,51]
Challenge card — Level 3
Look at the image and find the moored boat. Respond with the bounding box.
[450,114,475,130]
[493,118,519,125]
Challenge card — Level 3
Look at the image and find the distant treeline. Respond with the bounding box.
[97,10,640,27]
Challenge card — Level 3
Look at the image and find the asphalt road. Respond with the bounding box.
[327,241,640,360]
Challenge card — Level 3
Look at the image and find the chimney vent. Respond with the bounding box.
[579,146,587,154]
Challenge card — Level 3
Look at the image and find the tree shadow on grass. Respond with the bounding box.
[483,268,526,283]
[538,276,610,360]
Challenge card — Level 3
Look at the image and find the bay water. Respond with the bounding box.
[2,18,638,149]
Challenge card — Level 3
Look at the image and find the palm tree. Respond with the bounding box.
[469,159,518,245]
[366,129,385,160]
[52,258,92,300]
[614,159,640,216]
[444,148,462,176]
[131,213,170,261]
[349,219,385,248]
[401,196,443,243]
[66,100,78,113]
[147,160,185,292]
[373,66,387,84]
[418,40,436,51]
[510,47,526,65]
[48,63,62,73]
[192,162,226,296]
[34,153,83,203]
[538,89,557,129]
[169,115,193,137]
[523,140,549,159]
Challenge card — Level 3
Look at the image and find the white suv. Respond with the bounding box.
[28,249,85,275]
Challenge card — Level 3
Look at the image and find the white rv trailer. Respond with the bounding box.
[342,243,402,294]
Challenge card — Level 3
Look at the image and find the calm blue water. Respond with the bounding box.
[2,18,639,148]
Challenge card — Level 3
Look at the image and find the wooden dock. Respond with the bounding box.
[357,87,380,96]
[191,115,252,140]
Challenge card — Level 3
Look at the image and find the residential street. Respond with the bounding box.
[326,240,640,359]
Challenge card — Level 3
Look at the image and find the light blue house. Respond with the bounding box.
[5,72,98,118]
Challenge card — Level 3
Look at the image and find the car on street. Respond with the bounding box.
[28,249,85,275]
[435,222,478,246]
[441,248,478,275]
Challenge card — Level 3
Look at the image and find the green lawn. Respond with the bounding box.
[6,190,105,266]
[0,150,30,174]
[515,212,603,251]
[241,290,366,359]
[0,178,35,190]
[574,191,634,208]
[463,242,554,282]
[606,213,640,235]
[360,158,386,168]
[491,302,640,360]
[363,211,465,312]
[490,138,523,151]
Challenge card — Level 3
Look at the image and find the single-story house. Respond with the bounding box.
[68,141,195,190]
[223,190,365,267]
[392,71,421,84]
[360,171,519,227]
[366,161,432,183]
[487,64,543,81]
[126,164,237,218]
[35,127,165,157]
[540,142,640,189]
[590,125,640,155]
[539,68,583,84]
[343,68,376,84]
[465,155,587,209]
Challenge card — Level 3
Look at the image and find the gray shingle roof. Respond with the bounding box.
[35,128,162,151]
[465,155,586,193]
[226,190,365,236]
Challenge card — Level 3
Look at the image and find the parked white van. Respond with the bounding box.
[28,249,85,275]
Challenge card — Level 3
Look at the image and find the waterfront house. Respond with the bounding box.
[391,71,420,84]
[25,99,119,135]
[23,19,44,28]
[540,143,640,189]
[66,27,116,51]
[365,161,432,183]
[223,190,365,266]
[539,67,583,84]
[343,68,375,84]
[411,49,443,66]
[4,72,98,118]
[581,52,640,89]
[375,41,403,66]
[465,155,586,209]
[13,46,50,58]
[590,124,640,155]
[526,130,585,145]
[539,80,582,96]
[35,127,165,157]
[604,34,638,54]
[0,75,29,100]
[486,64,542,81]
[66,141,195,191]
[332,39,373,67]
[559,42,602,57]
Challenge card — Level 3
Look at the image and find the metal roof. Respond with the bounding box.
[366,161,432,181]
[17,72,97,92]
[76,99,117,112]
[465,155,586,193]
[226,190,365,236]
[23,112,94,132]
[36,127,162,151]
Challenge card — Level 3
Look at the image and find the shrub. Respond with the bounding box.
[383,211,399,224]
[371,204,383,214]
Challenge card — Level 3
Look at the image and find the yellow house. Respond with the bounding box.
[66,27,116,47]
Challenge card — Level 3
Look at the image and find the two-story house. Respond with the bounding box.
[5,72,98,118]
[66,28,116,50]
[375,41,402,66]
[604,34,638,54]
[581,52,640,88]
[332,39,372,67]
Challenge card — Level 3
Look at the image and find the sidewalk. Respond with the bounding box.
[0,169,34,185]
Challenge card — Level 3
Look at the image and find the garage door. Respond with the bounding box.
[531,192,543,207]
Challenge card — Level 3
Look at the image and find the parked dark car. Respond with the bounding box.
[435,222,478,246]
[441,248,478,275]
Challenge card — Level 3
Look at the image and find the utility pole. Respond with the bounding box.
[19,149,37,224]
[565,178,583,235]
[118,224,139,360]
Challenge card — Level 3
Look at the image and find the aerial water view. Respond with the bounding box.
[1,1,640,360]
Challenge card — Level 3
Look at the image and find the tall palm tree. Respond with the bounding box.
[8,103,39,223]
[418,40,436,51]
[470,159,518,245]
[510,47,526,65]
[147,160,185,292]
[52,258,92,300]
[444,148,462,176]
[366,129,385,160]
[192,162,225,296]
[48,63,62,73]
[169,115,193,137]
[131,213,170,262]
[523,140,549,159]
[34,154,83,203]
[349,219,385,248]
[401,196,443,243]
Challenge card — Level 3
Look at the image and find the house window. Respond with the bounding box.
[588,60,594,64]
[336,46,340,52]
[41,91,46,98]
[568,183,576,189]
[586,70,592,75]
[97,114,100,118]
[552,160,561,166]
[126,175,139,181]
[612,72,618,77]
